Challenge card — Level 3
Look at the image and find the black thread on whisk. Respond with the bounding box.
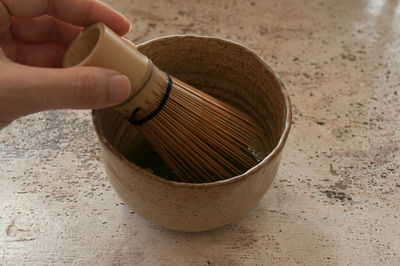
[129,73,172,126]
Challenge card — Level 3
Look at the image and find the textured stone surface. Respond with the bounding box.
[1,0,399,265]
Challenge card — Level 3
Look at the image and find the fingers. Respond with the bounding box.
[0,62,131,119]
[0,31,17,60]
[2,0,131,36]
[41,66,132,110]
[11,16,82,46]
[0,1,10,34]
[15,41,66,67]
[1,27,67,67]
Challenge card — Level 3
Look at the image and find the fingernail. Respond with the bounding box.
[108,75,131,104]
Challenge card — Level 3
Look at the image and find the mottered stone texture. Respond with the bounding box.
[1,0,399,265]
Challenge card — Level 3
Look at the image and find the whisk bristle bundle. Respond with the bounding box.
[134,74,263,183]
[62,22,264,183]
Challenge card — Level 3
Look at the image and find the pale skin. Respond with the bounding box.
[0,0,133,130]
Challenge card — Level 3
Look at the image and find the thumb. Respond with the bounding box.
[1,63,131,118]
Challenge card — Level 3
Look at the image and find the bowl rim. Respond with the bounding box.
[92,34,292,188]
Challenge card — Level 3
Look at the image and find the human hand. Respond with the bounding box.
[0,0,132,130]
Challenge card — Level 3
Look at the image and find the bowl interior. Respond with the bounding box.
[94,36,290,182]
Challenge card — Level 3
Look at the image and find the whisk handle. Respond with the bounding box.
[62,22,158,118]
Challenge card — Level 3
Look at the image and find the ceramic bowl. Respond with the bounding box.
[92,35,291,232]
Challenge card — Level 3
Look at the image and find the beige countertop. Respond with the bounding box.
[1,0,399,265]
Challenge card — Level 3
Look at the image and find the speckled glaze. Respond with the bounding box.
[92,35,291,232]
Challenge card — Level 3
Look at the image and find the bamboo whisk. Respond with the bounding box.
[63,22,263,183]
